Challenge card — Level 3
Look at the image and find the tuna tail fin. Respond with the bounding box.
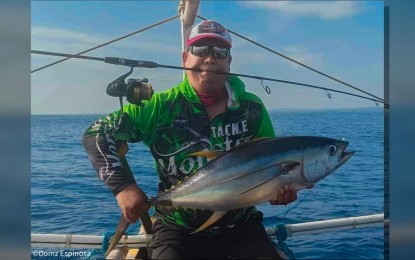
[190,211,227,234]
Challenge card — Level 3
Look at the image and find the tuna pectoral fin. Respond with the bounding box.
[278,161,301,173]
[190,211,227,234]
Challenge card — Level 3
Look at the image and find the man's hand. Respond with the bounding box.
[115,184,150,224]
[269,184,314,205]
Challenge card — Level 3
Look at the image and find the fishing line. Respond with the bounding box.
[317,95,385,107]
[226,71,387,108]
[274,195,307,219]
[31,50,389,108]
[197,15,385,104]
[31,15,180,73]
[266,88,382,108]
[265,89,327,99]
[261,88,374,106]
[30,12,384,105]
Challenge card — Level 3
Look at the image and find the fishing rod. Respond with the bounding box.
[197,15,385,104]
[31,50,389,109]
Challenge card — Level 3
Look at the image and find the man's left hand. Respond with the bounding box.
[269,186,297,205]
[269,184,314,205]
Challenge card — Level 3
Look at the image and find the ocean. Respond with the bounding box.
[31,108,385,259]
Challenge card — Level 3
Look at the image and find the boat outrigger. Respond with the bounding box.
[32,213,386,259]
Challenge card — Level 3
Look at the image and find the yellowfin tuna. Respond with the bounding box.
[149,136,354,233]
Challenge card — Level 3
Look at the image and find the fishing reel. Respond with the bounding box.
[106,67,154,106]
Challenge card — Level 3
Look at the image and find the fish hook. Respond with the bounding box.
[260,79,271,94]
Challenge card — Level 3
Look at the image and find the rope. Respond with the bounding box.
[274,196,306,218]
[273,224,296,259]
[31,14,180,73]
[268,192,310,258]
[86,249,99,260]
[101,231,115,253]
[267,194,308,259]
[197,15,385,103]
[275,223,288,241]
[101,224,137,254]
[178,0,185,14]
[274,240,296,259]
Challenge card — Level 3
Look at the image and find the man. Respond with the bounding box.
[83,20,298,259]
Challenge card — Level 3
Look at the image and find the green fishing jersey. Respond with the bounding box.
[83,75,275,232]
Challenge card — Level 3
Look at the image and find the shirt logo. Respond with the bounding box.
[173,115,189,130]
[198,21,225,36]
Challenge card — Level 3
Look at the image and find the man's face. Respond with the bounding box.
[182,38,232,92]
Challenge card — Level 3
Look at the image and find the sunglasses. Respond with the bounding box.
[188,45,230,59]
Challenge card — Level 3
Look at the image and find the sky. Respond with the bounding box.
[31,1,385,115]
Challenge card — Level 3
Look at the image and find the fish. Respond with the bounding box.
[149,136,354,233]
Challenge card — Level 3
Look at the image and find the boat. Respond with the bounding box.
[32,213,386,259]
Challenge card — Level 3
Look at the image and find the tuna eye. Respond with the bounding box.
[329,145,337,155]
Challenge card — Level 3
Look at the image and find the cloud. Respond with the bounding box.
[231,43,324,73]
[31,26,180,55]
[31,25,186,114]
[31,25,183,77]
[32,26,103,46]
[282,46,325,69]
[241,1,361,20]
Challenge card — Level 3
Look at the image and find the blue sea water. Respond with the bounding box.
[31,108,385,259]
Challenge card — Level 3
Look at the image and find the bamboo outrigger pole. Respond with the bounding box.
[179,0,200,78]
[31,213,386,249]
